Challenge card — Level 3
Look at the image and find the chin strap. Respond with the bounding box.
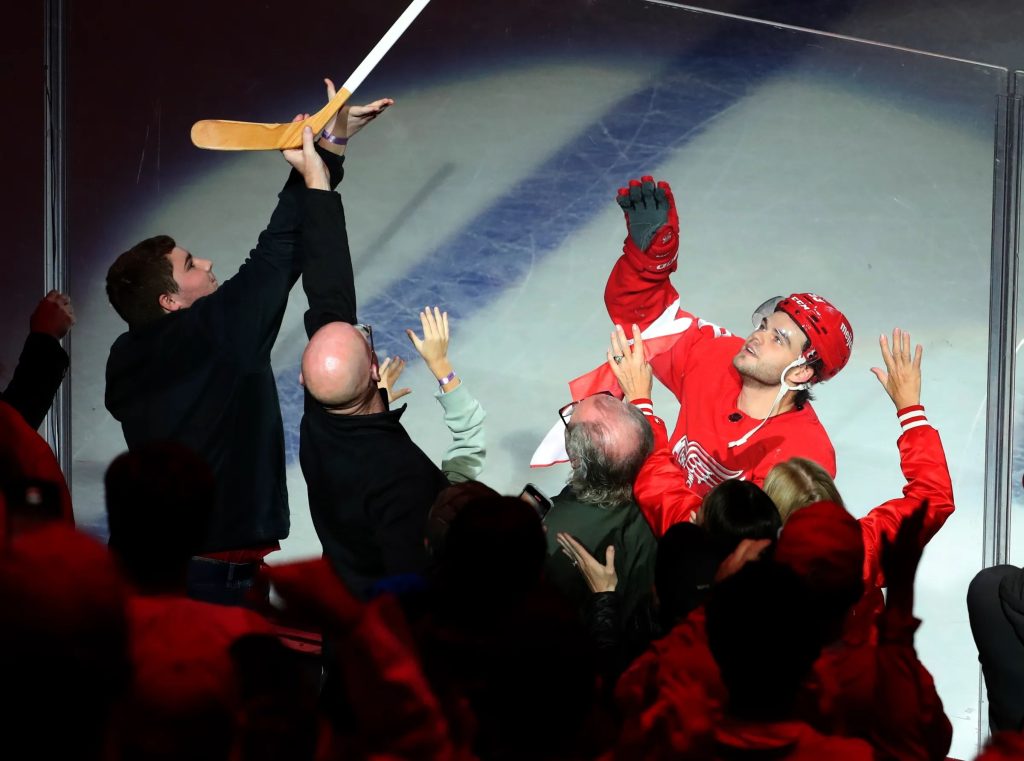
[727,357,808,448]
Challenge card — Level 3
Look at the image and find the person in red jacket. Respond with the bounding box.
[539,176,853,497]
[763,328,954,590]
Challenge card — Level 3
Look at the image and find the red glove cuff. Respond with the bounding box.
[623,235,679,275]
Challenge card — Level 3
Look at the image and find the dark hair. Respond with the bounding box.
[105,440,216,591]
[655,522,720,628]
[792,338,823,410]
[106,234,178,327]
[425,480,501,557]
[566,397,654,508]
[705,561,822,721]
[700,479,781,559]
[433,496,547,615]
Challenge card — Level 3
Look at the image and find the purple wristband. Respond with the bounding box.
[438,370,457,387]
[319,129,348,146]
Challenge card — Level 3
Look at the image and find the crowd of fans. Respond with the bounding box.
[5,90,1024,760]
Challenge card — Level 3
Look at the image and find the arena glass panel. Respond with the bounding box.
[67,1,1004,754]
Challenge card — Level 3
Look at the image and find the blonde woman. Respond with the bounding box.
[763,328,954,589]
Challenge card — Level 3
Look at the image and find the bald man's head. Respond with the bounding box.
[301,322,376,409]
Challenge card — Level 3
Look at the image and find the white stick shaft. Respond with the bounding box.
[341,0,431,94]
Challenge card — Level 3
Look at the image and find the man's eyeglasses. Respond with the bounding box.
[558,390,614,427]
[354,323,375,354]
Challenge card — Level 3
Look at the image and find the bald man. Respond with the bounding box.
[543,392,658,623]
[296,136,447,599]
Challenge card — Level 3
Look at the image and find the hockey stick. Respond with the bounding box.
[191,0,430,151]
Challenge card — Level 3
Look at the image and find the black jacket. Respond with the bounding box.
[2,332,69,430]
[298,189,448,598]
[105,151,344,553]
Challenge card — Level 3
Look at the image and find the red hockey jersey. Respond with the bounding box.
[569,243,836,500]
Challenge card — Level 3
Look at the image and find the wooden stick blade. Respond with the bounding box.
[191,89,352,151]
[188,0,430,151]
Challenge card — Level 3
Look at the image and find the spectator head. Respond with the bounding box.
[433,495,547,614]
[564,394,653,508]
[0,400,74,530]
[655,522,720,627]
[705,560,821,721]
[105,441,216,593]
[699,479,781,558]
[0,525,131,759]
[763,457,844,522]
[425,480,500,557]
[107,236,218,327]
[301,322,380,411]
[775,500,864,640]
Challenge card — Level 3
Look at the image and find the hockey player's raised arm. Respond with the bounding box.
[605,177,680,332]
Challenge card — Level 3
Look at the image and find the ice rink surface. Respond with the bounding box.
[63,2,1019,756]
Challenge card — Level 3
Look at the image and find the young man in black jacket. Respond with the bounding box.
[104,86,391,605]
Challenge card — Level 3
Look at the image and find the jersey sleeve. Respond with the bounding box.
[859,406,954,588]
[630,399,703,537]
[605,245,681,332]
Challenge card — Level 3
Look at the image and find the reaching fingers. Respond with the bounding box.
[879,332,895,373]
[420,308,435,339]
[405,327,423,351]
[301,126,316,155]
[324,77,337,100]
[441,309,449,339]
[630,323,645,357]
[431,306,443,338]
[870,367,888,388]
[604,545,615,570]
[556,533,580,566]
[913,343,923,370]
[610,325,628,357]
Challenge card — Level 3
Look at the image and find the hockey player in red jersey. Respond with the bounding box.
[560,176,853,512]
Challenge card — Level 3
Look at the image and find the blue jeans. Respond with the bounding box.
[186,556,266,608]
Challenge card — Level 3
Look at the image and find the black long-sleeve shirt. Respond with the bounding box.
[104,150,344,553]
[2,332,69,430]
[298,189,447,598]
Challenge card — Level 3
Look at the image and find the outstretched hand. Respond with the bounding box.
[281,118,329,190]
[616,175,677,256]
[608,323,653,402]
[871,328,923,410]
[377,356,412,403]
[406,306,456,386]
[323,77,393,143]
[556,532,618,593]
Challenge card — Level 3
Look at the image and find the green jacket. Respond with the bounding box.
[543,485,657,622]
[435,383,486,483]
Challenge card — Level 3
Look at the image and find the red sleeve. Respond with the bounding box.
[332,594,459,760]
[631,400,703,537]
[859,407,954,588]
[605,244,680,331]
[0,401,73,524]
